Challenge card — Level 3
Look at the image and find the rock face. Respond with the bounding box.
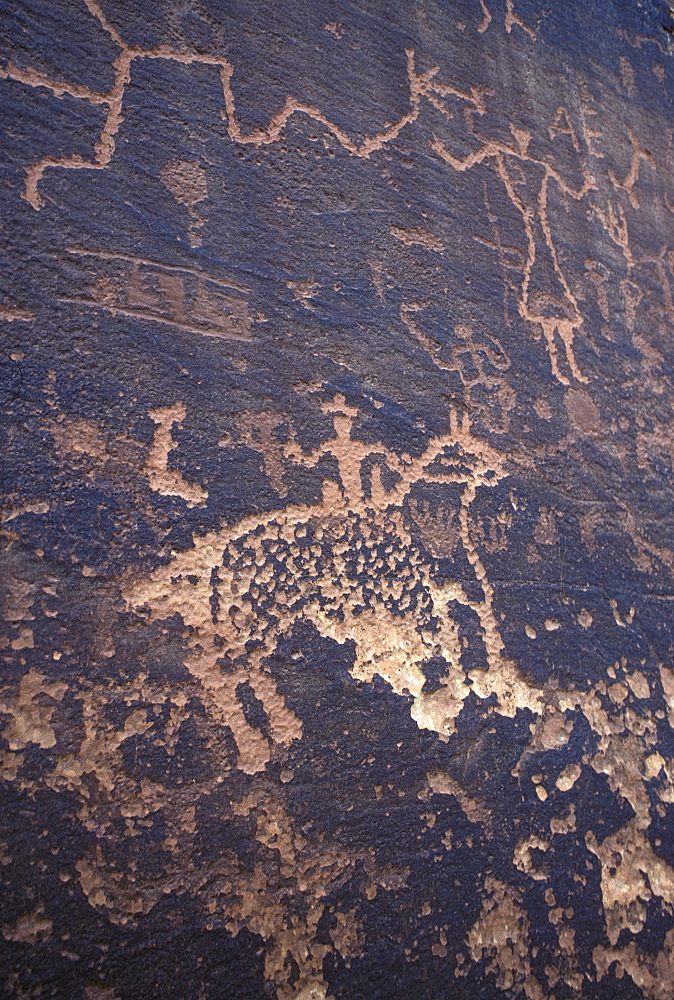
[2,1,674,997]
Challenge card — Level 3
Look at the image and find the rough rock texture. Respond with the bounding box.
[2,1,674,997]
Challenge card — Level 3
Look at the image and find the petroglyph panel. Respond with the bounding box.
[2,1,674,998]
[61,247,252,340]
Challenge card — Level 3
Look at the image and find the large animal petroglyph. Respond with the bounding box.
[124,396,539,774]
[3,1,674,997]
[5,392,674,999]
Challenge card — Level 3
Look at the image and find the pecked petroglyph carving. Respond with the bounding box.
[477,0,536,40]
[144,402,208,506]
[462,876,544,1000]
[0,304,35,323]
[6,403,674,996]
[0,4,483,209]
[608,126,656,210]
[61,246,251,340]
[432,129,593,385]
[506,657,674,988]
[2,667,374,1000]
[2,0,664,385]
[160,159,208,248]
[4,4,674,996]
[124,394,544,773]
[390,225,444,253]
[120,391,674,946]
[400,305,515,431]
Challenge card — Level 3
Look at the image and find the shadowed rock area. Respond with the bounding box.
[2,0,674,997]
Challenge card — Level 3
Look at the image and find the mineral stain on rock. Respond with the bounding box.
[2,0,674,998]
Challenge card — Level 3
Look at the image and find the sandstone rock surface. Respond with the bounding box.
[2,1,674,997]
